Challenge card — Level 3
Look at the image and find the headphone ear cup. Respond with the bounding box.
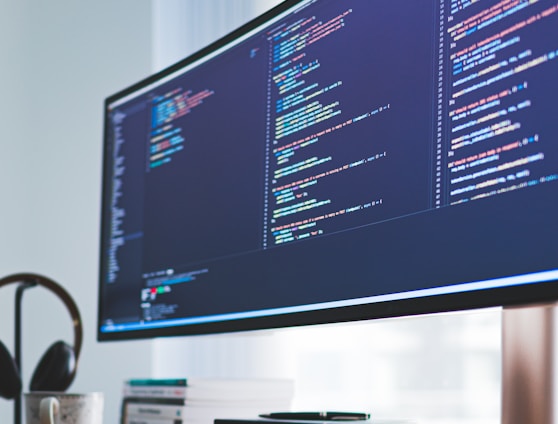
[0,340,22,400]
[29,340,76,392]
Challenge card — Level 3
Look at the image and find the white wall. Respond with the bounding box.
[0,2,154,423]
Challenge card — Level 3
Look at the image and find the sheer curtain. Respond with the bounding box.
[152,0,282,71]
[150,2,502,423]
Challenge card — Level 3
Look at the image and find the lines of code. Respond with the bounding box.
[446,0,558,203]
[149,87,214,169]
[263,4,403,248]
[106,111,126,283]
[105,106,146,286]
[271,10,349,140]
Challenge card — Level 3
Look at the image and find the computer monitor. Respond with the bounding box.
[98,0,558,341]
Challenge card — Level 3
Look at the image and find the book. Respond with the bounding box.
[122,398,186,424]
[123,379,188,399]
[184,379,293,398]
[121,379,188,424]
[121,378,294,424]
[126,402,185,419]
[126,379,187,386]
[127,418,182,424]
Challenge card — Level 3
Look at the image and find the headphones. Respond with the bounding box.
[0,273,82,400]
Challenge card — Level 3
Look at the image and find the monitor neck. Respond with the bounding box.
[502,302,558,424]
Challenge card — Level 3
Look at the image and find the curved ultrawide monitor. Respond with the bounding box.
[98,0,558,340]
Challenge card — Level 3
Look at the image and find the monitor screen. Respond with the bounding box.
[98,0,558,340]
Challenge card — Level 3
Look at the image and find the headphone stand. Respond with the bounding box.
[0,273,83,422]
[14,282,37,424]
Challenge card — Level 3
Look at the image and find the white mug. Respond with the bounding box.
[24,392,104,424]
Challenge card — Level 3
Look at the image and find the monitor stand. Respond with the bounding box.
[502,302,558,424]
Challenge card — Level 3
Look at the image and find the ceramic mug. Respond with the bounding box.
[24,392,103,424]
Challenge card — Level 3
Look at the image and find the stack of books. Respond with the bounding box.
[121,378,294,424]
[181,378,294,424]
[121,378,187,424]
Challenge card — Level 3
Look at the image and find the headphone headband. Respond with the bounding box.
[0,273,83,362]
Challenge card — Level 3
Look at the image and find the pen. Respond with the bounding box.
[259,412,370,421]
